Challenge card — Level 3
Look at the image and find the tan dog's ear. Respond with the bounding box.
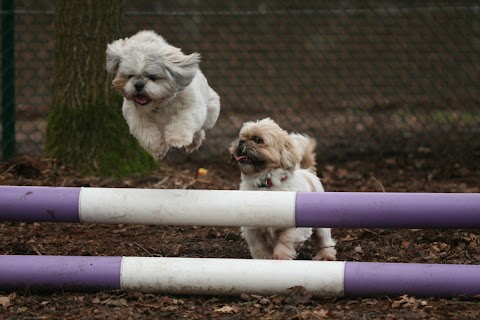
[228,139,239,165]
[228,139,239,155]
[106,38,126,74]
[280,138,301,169]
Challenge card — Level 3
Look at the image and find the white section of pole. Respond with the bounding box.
[120,257,345,296]
[79,188,296,227]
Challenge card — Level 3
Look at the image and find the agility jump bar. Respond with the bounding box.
[1,186,479,228]
[0,255,479,298]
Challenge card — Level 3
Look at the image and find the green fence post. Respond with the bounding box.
[2,0,15,160]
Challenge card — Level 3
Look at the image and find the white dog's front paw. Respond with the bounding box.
[185,130,205,153]
[166,134,193,149]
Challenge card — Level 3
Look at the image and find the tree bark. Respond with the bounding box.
[45,0,157,176]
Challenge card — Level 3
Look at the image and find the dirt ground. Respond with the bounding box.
[1,151,480,319]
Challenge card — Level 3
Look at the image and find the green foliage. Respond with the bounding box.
[44,95,158,177]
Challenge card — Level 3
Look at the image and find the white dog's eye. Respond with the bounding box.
[128,75,134,79]
[147,75,158,81]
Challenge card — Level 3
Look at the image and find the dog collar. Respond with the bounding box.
[257,176,287,188]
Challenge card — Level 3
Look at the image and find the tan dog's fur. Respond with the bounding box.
[229,118,337,260]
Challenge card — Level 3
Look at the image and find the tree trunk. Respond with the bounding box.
[45,0,157,177]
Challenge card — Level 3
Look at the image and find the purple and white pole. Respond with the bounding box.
[1,186,479,228]
[0,256,479,297]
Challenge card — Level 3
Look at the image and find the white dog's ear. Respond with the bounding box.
[105,39,126,74]
[165,52,200,90]
[280,138,301,169]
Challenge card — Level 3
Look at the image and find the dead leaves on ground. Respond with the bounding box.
[0,293,15,308]
[0,155,224,190]
[229,286,333,318]
[391,295,428,309]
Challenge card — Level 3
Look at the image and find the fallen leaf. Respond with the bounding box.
[337,168,348,178]
[391,295,419,309]
[363,299,379,305]
[324,165,335,172]
[158,296,176,306]
[271,295,284,305]
[314,309,330,317]
[341,234,356,241]
[240,293,252,301]
[284,286,313,305]
[105,298,128,307]
[384,158,397,165]
[214,305,239,314]
[0,296,11,308]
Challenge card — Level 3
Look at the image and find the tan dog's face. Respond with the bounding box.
[229,118,300,175]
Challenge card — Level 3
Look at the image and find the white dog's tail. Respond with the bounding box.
[289,133,317,173]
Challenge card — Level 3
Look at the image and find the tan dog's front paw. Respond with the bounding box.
[273,245,296,260]
[313,247,337,261]
[166,135,193,149]
[273,252,294,260]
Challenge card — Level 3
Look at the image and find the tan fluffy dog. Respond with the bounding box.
[229,118,337,260]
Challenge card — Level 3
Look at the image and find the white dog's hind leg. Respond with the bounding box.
[312,228,337,261]
[150,143,169,160]
[123,104,167,159]
[134,126,168,159]
[185,130,205,153]
[203,88,220,130]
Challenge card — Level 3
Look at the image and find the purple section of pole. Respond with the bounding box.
[344,262,480,297]
[296,192,480,228]
[0,186,81,222]
[0,255,122,291]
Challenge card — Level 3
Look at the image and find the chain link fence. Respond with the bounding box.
[1,1,479,163]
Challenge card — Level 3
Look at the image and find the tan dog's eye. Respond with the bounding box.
[252,136,263,144]
[147,75,158,81]
[128,75,134,79]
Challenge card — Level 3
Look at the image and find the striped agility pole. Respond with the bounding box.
[1,186,479,228]
[0,255,479,298]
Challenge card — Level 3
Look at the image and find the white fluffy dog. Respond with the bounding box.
[229,118,337,260]
[106,30,220,159]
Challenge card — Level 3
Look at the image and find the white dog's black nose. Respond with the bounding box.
[134,81,145,91]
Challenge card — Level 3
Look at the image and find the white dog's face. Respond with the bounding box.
[229,118,301,175]
[106,30,200,110]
